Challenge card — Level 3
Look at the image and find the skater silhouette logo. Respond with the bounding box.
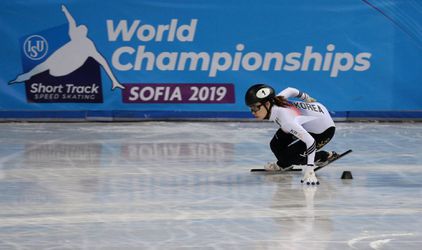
[10,5,124,103]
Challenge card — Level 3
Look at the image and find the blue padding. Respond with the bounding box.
[0,111,86,119]
[0,110,253,120]
[332,111,422,119]
[111,111,251,119]
[0,110,421,120]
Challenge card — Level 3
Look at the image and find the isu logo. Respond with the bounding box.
[23,35,48,60]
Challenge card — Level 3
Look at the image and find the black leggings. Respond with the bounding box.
[270,126,335,168]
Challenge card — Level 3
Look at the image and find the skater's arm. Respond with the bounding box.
[277,87,316,103]
[92,50,119,84]
[62,5,77,31]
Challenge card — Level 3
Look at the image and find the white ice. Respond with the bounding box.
[0,122,421,249]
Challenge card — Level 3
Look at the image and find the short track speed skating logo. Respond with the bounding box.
[10,5,124,103]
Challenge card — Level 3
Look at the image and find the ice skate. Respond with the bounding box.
[264,162,293,172]
[315,151,338,167]
[264,162,281,171]
[301,165,319,185]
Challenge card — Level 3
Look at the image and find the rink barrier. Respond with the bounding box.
[0,110,421,122]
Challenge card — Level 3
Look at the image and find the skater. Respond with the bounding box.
[10,5,125,90]
[245,83,337,185]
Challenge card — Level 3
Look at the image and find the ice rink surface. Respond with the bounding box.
[0,121,421,250]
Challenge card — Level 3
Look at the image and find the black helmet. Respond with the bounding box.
[244,84,275,106]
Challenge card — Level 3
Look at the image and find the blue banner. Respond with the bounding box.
[0,0,421,120]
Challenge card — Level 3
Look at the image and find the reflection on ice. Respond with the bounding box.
[121,142,234,162]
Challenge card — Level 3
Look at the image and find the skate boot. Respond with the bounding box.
[264,162,293,171]
[301,164,319,185]
[315,151,339,167]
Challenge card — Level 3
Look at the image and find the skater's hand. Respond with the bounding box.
[305,96,317,103]
[301,165,319,185]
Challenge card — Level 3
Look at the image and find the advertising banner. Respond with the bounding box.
[1,0,421,120]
